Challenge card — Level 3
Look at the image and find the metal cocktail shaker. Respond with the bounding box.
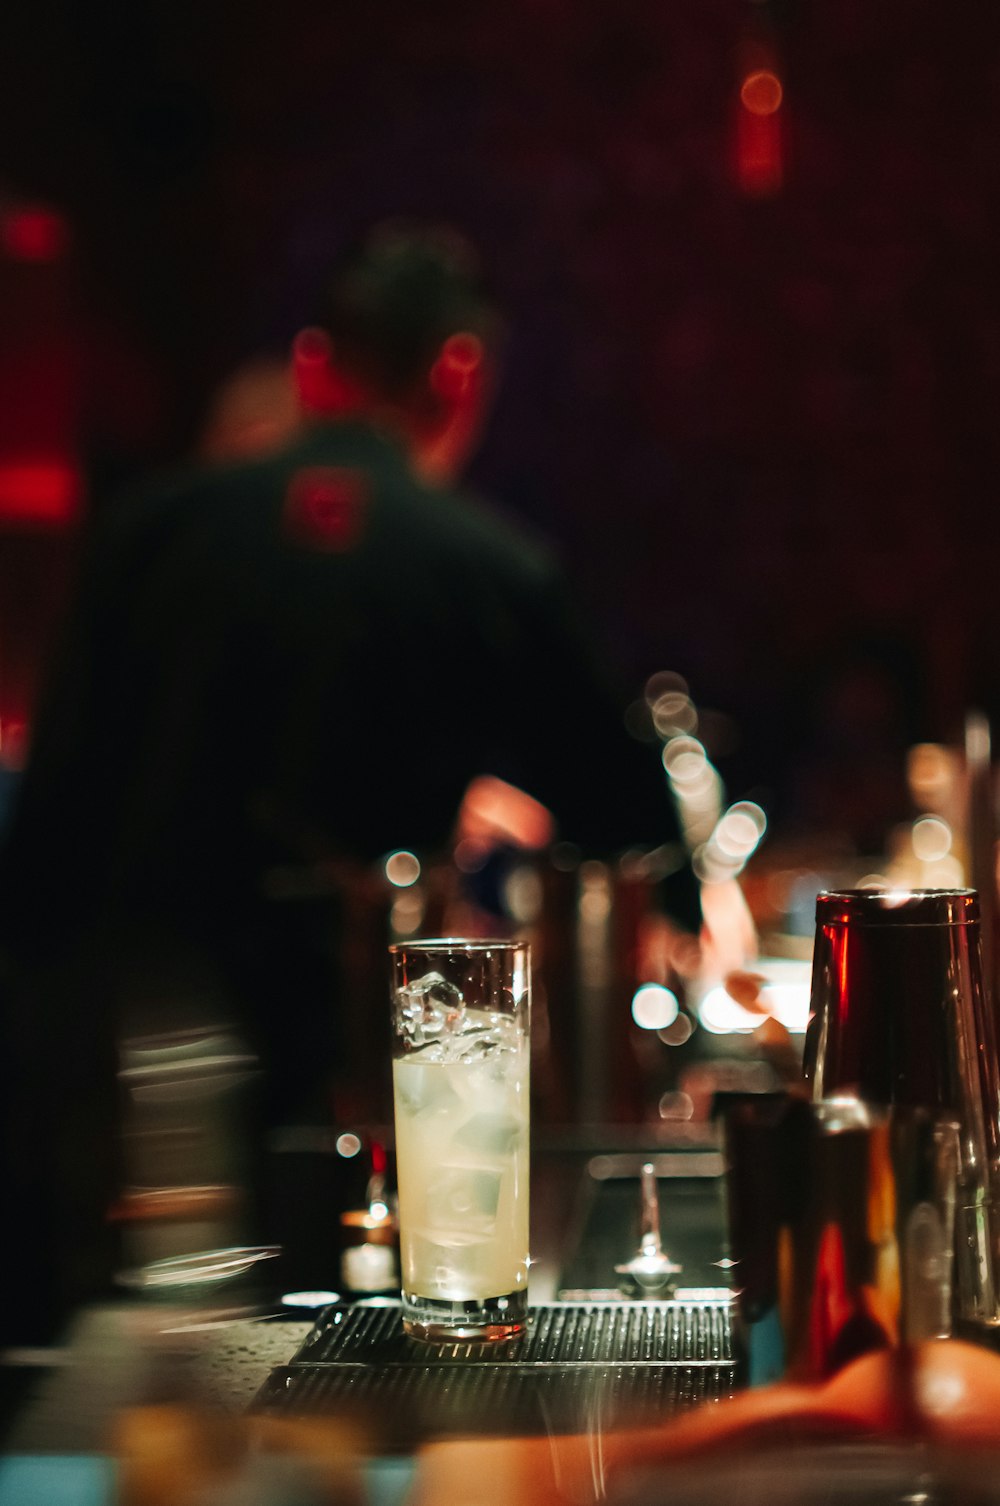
[725,1094,959,1384]
[802,887,1000,1334]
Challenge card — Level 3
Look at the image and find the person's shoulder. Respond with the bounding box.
[90,433,322,549]
[428,481,563,590]
[94,453,251,534]
[121,443,297,513]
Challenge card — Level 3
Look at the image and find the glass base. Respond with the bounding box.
[401,1287,528,1343]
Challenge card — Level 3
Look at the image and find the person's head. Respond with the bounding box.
[293,220,503,484]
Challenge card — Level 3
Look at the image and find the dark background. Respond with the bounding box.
[3,0,1000,853]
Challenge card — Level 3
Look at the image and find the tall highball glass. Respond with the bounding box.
[389,939,531,1341]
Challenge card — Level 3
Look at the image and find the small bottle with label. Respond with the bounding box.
[339,1206,399,1296]
[339,1146,400,1297]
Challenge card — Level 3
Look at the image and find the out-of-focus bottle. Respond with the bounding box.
[339,1208,399,1297]
[339,1147,399,1297]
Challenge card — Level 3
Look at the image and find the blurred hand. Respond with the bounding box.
[637,911,702,984]
[699,877,759,978]
[638,876,760,987]
[455,775,555,857]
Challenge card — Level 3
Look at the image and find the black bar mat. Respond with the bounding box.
[251,1300,735,1445]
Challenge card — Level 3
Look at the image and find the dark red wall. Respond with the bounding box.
[4,0,1000,844]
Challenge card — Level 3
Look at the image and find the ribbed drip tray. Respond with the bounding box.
[252,1299,735,1444]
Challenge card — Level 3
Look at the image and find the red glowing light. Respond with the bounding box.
[441,333,483,374]
[733,104,784,197]
[292,327,331,367]
[1,206,69,263]
[0,717,29,771]
[740,69,783,117]
[291,326,367,415]
[282,466,369,552]
[0,458,82,526]
[431,333,484,402]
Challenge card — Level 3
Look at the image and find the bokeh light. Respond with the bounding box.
[281,1290,341,1308]
[698,985,761,1034]
[631,983,680,1031]
[390,890,424,936]
[651,691,698,738]
[645,670,688,706]
[912,816,952,863]
[0,204,69,262]
[740,69,783,116]
[658,1090,694,1120]
[662,736,708,784]
[697,962,810,1035]
[384,850,420,887]
[658,1014,694,1047]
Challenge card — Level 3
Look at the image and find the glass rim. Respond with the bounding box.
[388,936,530,955]
[815,887,979,926]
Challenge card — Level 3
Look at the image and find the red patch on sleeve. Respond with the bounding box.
[282,467,369,552]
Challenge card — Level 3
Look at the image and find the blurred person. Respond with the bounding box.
[197,353,301,463]
[0,222,706,1337]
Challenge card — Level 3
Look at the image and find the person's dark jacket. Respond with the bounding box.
[0,419,699,1334]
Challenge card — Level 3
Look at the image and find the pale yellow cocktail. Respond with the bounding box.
[390,943,531,1341]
